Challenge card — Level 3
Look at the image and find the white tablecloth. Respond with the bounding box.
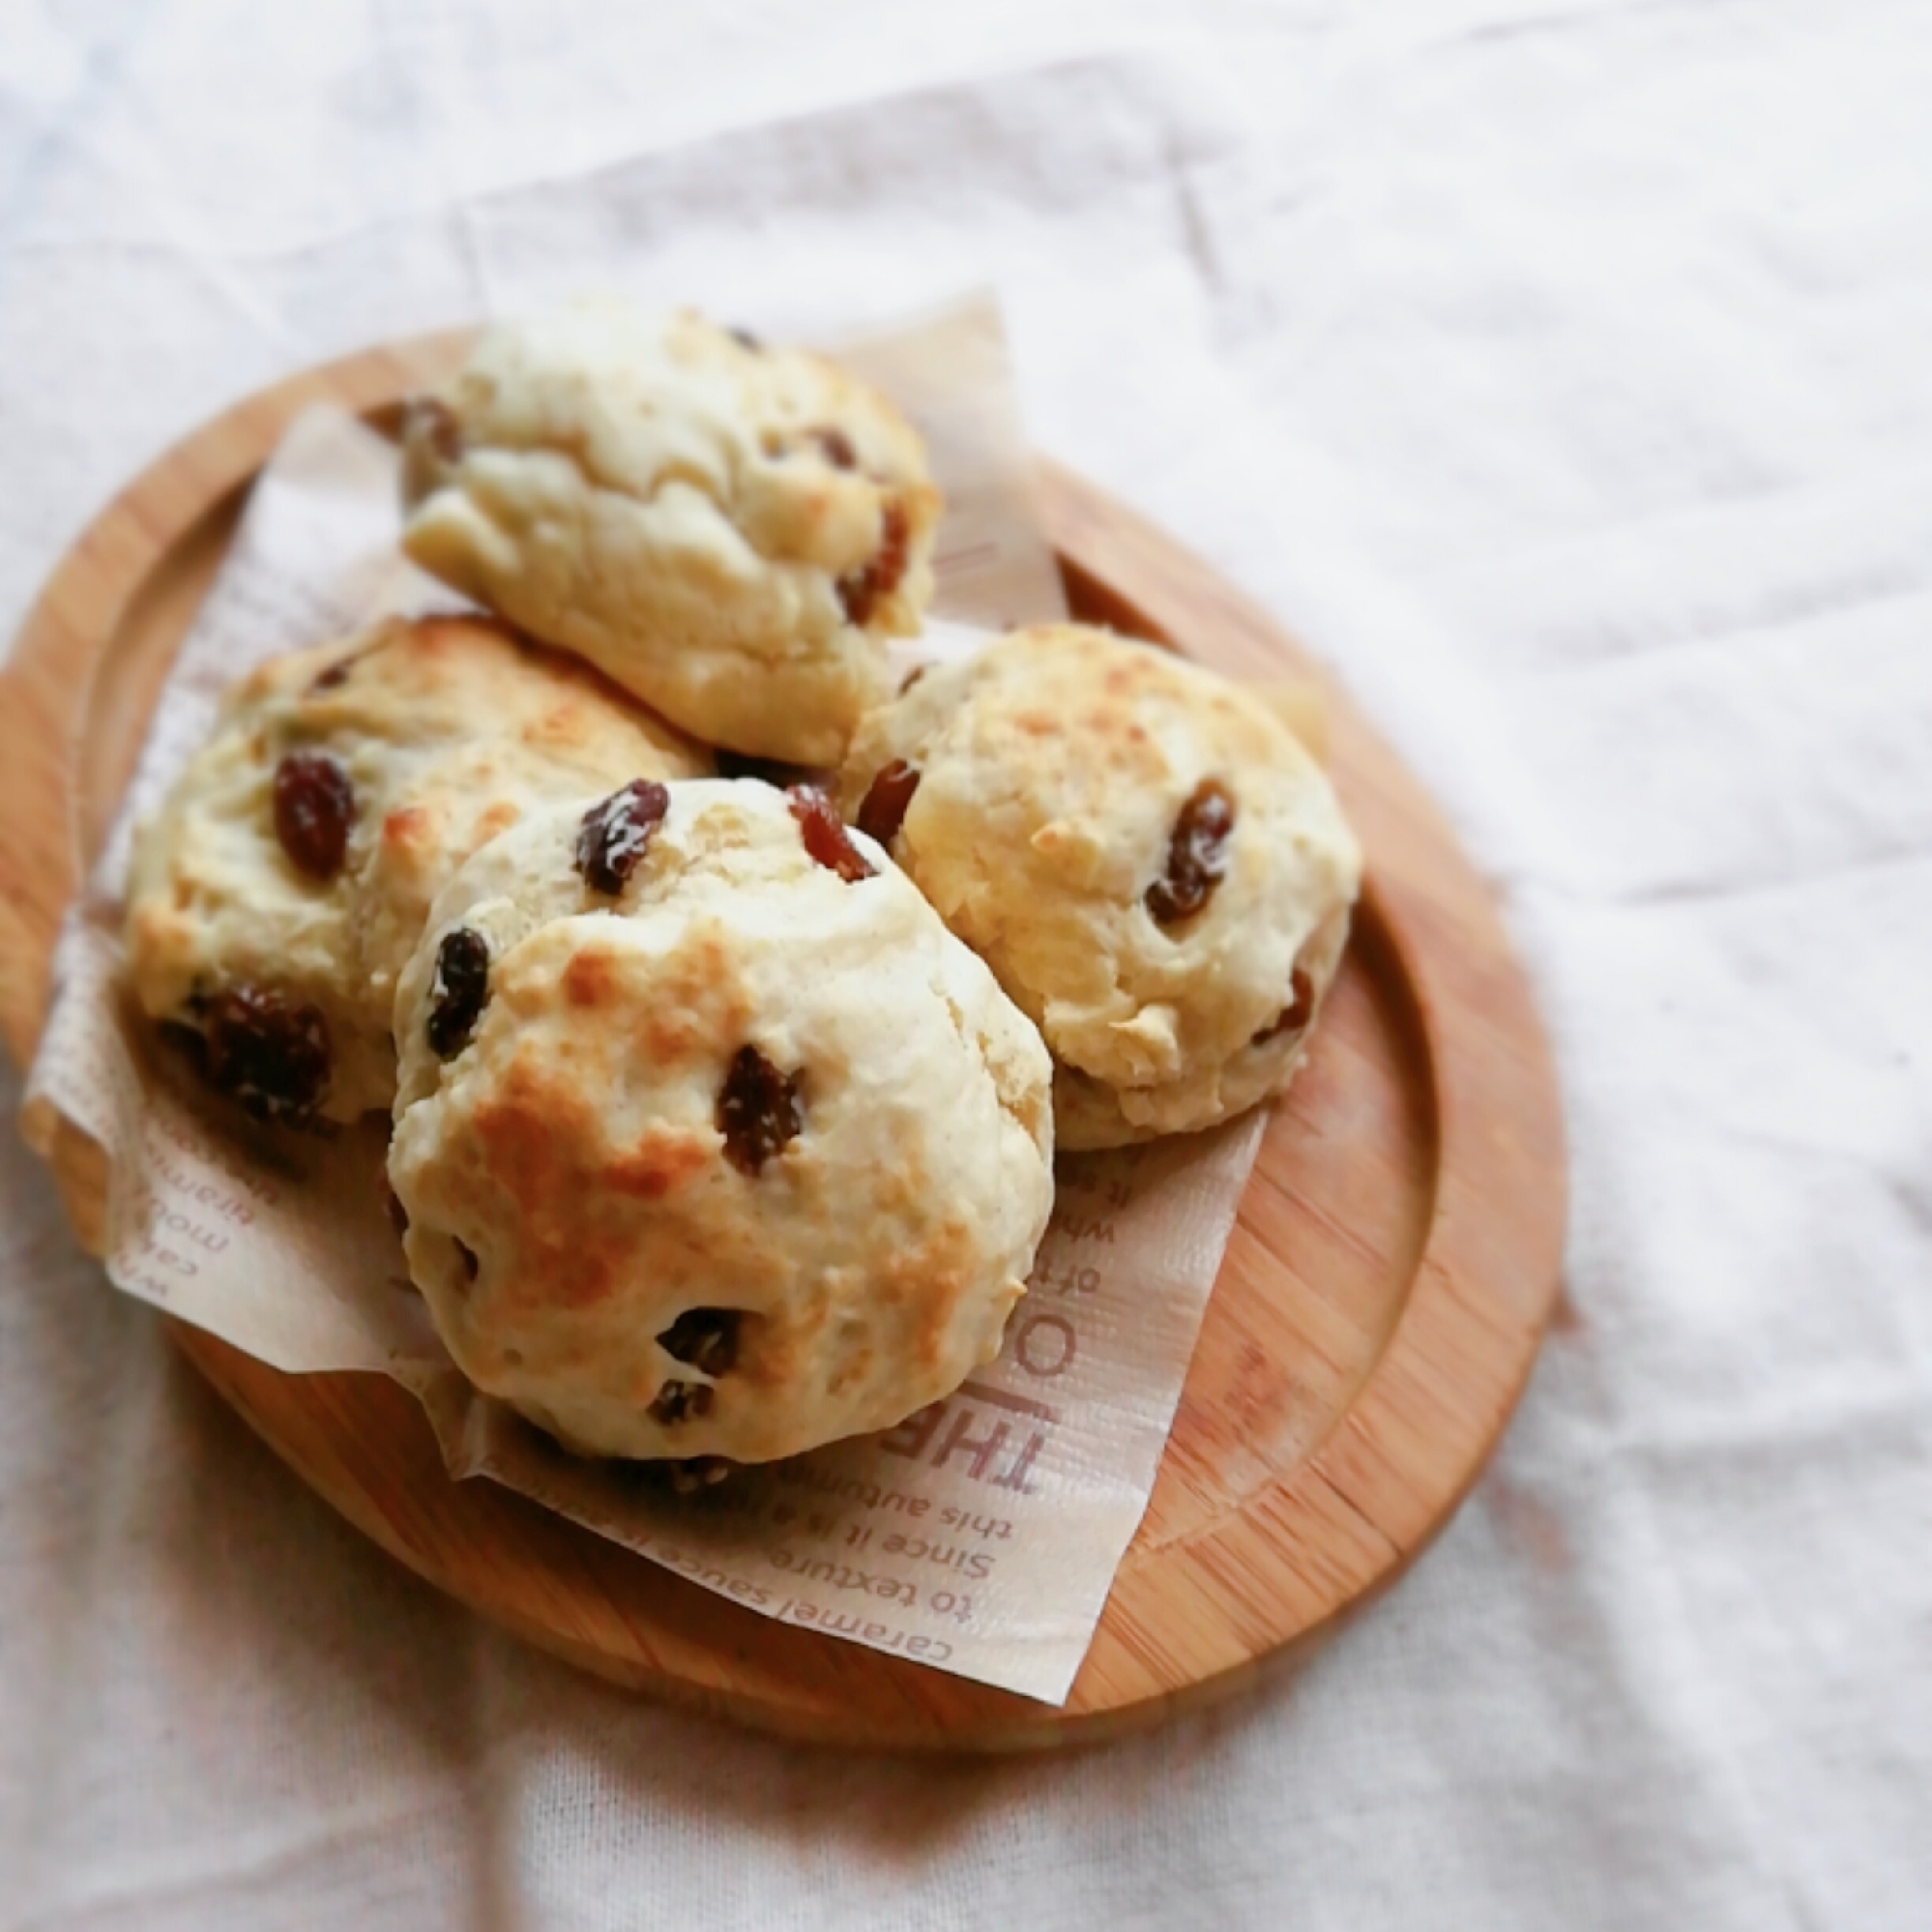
[3,6,1927,1926]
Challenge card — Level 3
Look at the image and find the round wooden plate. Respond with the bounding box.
[0,334,1565,1752]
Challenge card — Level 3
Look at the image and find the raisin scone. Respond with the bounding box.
[125,615,707,1127]
[398,299,941,766]
[835,624,1362,1150]
[387,778,1054,1465]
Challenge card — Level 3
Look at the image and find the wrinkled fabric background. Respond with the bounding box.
[2,5,1928,1927]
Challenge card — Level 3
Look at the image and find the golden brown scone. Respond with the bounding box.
[835,625,1362,1149]
[342,622,709,1016]
[124,615,708,1126]
[399,299,941,766]
[388,778,1054,1465]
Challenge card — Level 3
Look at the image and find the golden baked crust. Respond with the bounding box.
[835,625,1362,1148]
[399,300,940,765]
[388,779,1055,1464]
[343,619,708,1012]
[124,615,708,1124]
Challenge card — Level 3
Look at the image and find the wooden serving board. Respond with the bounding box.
[0,335,1566,1752]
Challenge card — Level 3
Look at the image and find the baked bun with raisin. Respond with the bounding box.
[835,624,1361,1150]
[387,778,1053,1464]
[399,299,940,767]
[124,615,707,1126]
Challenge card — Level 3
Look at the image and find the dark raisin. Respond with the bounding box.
[1145,779,1236,926]
[727,325,764,353]
[426,927,490,1058]
[649,1380,716,1427]
[856,759,921,846]
[454,1239,480,1282]
[787,785,873,881]
[836,497,911,627]
[717,1045,802,1176]
[201,986,332,1126]
[574,779,670,894]
[1253,967,1317,1046]
[273,751,355,881]
[898,663,929,696]
[657,1307,744,1377]
[805,425,858,469]
[308,657,355,693]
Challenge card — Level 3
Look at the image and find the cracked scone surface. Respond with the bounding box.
[124,615,707,1126]
[836,625,1362,1149]
[400,300,941,765]
[388,779,1055,1465]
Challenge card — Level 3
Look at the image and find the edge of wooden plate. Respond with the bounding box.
[0,334,1566,1752]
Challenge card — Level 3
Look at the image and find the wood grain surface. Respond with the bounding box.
[0,335,1566,1751]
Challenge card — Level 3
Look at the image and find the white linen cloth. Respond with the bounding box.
[2,6,1927,1927]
